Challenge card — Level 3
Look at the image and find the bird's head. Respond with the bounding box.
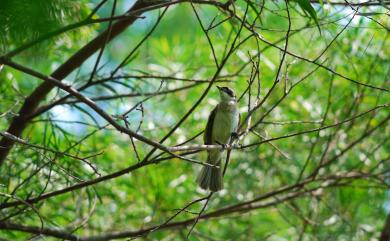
[217,86,236,102]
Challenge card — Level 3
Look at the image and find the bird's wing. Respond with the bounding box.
[204,106,217,145]
[238,112,241,131]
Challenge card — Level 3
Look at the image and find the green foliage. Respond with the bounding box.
[290,0,321,33]
[0,0,89,54]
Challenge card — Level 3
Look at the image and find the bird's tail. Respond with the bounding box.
[197,155,223,192]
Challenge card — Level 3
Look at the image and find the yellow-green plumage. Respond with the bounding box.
[197,87,239,192]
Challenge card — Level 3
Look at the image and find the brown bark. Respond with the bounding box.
[0,1,153,165]
[380,214,390,241]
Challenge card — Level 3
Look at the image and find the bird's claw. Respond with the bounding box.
[231,132,239,139]
[216,141,227,150]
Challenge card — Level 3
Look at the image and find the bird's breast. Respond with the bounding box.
[212,104,239,144]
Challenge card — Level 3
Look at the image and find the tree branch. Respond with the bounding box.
[379,213,390,241]
[0,0,157,166]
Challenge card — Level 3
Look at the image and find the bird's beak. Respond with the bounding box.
[216,86,222,91]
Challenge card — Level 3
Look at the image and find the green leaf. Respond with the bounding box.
[292,0,321,34]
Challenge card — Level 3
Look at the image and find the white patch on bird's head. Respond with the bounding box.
[217,86,236,103]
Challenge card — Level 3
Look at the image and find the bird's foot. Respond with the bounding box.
[231,132,239,139]
[216,141,227,150]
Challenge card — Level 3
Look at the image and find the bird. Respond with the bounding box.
[197,86,240,192]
